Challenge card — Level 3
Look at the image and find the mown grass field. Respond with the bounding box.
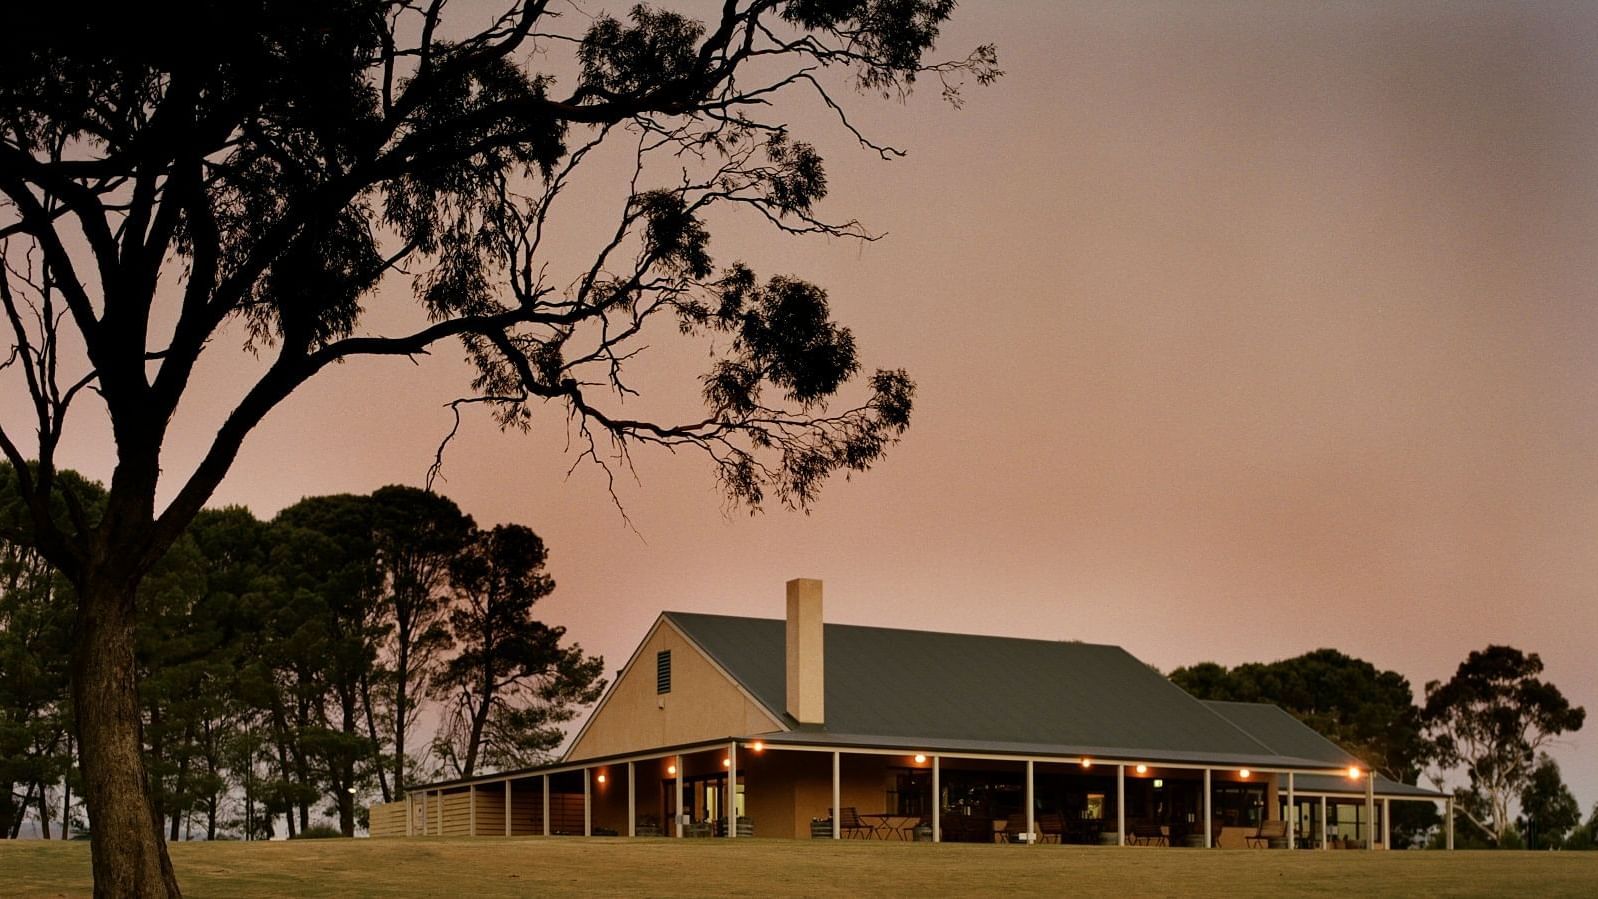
[4,837,1597,898]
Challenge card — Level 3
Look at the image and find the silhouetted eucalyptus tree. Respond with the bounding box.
[0,3,994,893]
[1424,645,1585,846]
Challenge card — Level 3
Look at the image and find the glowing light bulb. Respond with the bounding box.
[1239,769,1250,779]
[667,765,677,776]
[914,754,927,764]
[1135,764,1148,775]
[1080,759,1092,769]
[752,741,765,753]
[596,774,606,784]
[1347,766,1361,779]
[722,758,731,768]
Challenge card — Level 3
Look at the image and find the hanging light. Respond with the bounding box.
[1135,764,1148,775]
[1080,759,1092,769]
[752,741,765,753]
[722,758,731,768]
[596,774,607,784]
[667,765,677,776]
[1239,769,1251,779]
[914,754,928,764]
[1347,766,1361,779]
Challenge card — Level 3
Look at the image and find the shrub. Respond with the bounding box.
[289,826,347,840]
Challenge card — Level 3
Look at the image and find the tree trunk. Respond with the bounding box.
[168,750,189,841]
[9,781,34,838]
[38,781,51,838]
[1,780,14,838]
[62,731,73,839]
[359,669,391,803]
[393,640,409,795]
[72,571,181,898]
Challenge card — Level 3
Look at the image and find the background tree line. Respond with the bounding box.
[1,474,603,840]
[1172,646,1589,850]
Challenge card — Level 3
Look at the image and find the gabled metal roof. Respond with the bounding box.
[664,612,1340,768]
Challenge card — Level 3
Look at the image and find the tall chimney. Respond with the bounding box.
[785,578,825,725]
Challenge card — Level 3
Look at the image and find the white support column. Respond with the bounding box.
[542,774,550,837]
[1116,764,1126,847]
[504,780,512,836]
[469,785,477,837]
[727,741,738,839]
[1445,796,1454,851]
[406,793,414,837]
[1382,798,1390,850]
[435,790,442,835]
[674,756,684,838]
[1025,759,1035,845]
[583,768,592,837]
[1319,795,1328,850]
[831,751,842,841]
[1365,771,1375,851]
[421,792,427,835]
[931,756,942,843]
[1203,768,1212,848]
[1286,773,1295,850]
[627,762,636,838]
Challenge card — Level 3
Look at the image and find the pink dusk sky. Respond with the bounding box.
[14,3,1597,805]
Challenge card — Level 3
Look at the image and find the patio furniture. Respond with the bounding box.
[935,811,992,843]
[1245,820,1289,848]
[1128,820,1168,846]
[636,816,661,837]
[685,820,713,838]
[861,813,918,841]
[1001,813,1033,843]
[839,807,879,840]
[809,818,833,839]
[1037,813,1066,844]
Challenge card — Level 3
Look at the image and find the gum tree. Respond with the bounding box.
[0,2,995,895]
[1424,645,1586,845]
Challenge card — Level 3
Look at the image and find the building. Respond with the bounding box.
[374,579,1450,848]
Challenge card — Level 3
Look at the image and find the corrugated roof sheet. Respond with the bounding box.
[1200,700,1359,766]
[666,612,1297,764]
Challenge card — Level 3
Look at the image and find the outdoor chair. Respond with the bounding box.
[1001,813,1032,843]
[1128,820,1168,846]
[1245,819,1289,848]
[635,815,661,837]
[839,807,879,840]
[1037,812,1066,844]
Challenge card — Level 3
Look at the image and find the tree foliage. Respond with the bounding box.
[433,524,604,778]
[1516,754,1581,850]
[1423,645,1586,846]
[1,477,602,842]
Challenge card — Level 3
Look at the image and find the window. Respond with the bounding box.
[656,650,671,694]
[1212,783,1266,827]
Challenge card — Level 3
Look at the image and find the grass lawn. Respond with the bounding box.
[4,837,1597,898]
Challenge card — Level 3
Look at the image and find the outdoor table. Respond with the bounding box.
[860,814,919,841]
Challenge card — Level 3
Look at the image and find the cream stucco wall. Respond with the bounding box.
[567,618,783,762]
